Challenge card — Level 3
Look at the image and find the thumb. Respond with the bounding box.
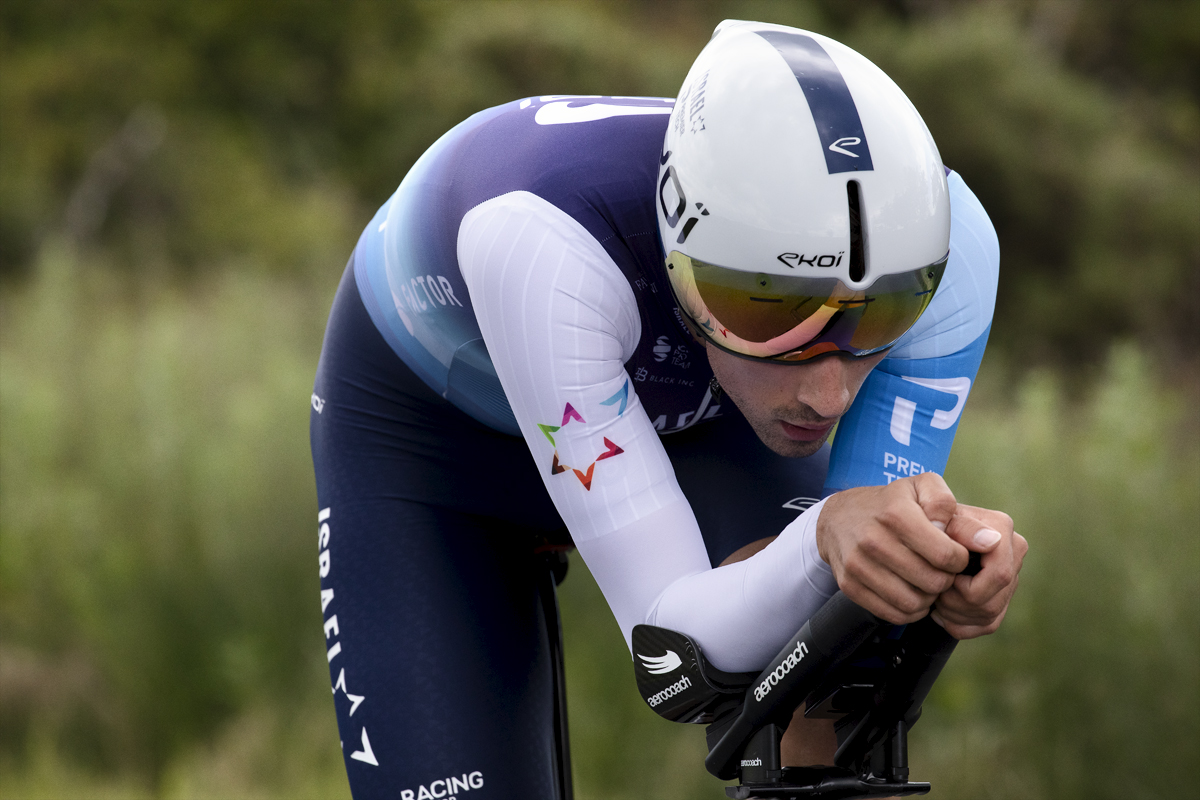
[945,511,1003,553]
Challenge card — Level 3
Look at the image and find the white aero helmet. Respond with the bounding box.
[659,20,950,362]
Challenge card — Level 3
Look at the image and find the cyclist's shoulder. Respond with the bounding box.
[367,95,673,277]
[424,96,673,209]
[883,170,998,362]
[946,169,998,248]
[442,97,674,288]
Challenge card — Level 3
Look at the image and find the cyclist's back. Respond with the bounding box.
[350,95,718,438]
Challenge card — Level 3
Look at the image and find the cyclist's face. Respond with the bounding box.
[705,342,887,458]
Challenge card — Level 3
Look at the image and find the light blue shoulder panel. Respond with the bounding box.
[824,171,999,493]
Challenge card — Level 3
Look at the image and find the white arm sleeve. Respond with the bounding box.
[458,191,836,672]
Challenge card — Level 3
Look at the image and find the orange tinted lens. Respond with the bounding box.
[666,251,945,360]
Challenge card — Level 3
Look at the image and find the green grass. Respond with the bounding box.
[2,250,1196,798]
[0,244,338,786]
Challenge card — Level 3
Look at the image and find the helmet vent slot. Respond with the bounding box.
[847,180,867,283]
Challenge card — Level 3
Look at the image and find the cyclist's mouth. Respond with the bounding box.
[779,420,835,442]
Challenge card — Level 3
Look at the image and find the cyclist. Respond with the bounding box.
[310,20,1027,798]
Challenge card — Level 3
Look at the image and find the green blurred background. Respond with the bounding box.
[1,1,1196,798]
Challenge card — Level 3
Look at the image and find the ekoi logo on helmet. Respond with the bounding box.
[777,252,846,269]
[658,159,709,247]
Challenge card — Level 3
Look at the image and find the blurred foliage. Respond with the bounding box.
[2,0,1197,372]
[0,246,334,780]
[1,0,1198,798]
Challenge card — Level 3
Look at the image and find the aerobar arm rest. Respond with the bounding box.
[631,624,759,725]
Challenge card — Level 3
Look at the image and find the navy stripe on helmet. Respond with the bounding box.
[755,30,874,174]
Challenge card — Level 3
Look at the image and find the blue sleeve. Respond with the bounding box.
[824,171,999,493]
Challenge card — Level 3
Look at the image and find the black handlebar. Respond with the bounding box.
[632,549,985,797]
[704,592,885,779]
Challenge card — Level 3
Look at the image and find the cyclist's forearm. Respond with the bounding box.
[644,498,837,673]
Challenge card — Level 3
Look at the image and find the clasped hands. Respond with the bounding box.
[816,473,1028,639]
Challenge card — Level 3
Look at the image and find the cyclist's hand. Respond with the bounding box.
[817,473,969,625]
[931,505,1028,639]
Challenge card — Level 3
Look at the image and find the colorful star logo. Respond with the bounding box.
[538,388,628,491]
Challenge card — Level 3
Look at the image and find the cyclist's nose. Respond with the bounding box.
[793,355,856,420]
